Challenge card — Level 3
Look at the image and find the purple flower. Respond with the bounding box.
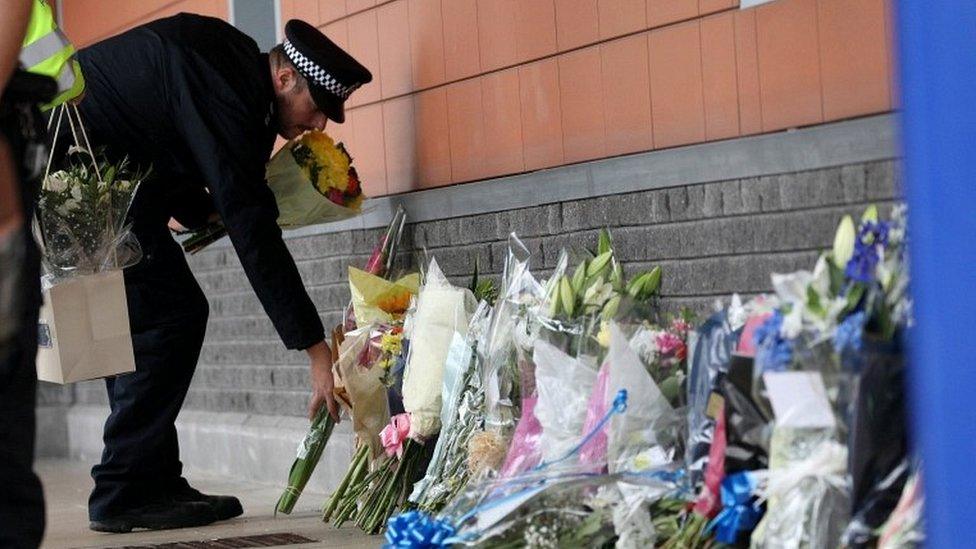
[845,221,892,283]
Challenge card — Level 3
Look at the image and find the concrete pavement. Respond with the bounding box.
[36,459,378,549]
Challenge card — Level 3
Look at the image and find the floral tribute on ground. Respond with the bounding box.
[275,207,921,548]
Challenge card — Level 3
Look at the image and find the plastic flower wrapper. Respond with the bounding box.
[472,234,544,477]
[322,321,406,526]
[748,363,851,549]
[275,330,343,515]
[842,334,910,548]
[410,301,493,511]
[348,266,420,326]
[341,205,407,332]
[333,324,394,458]
[275,405,337,515]
[605,322,683,475]
[877,470,923,549]
[353,259,477,533]
[578,362,612,470]
[385,384,688,549]
[498,337,599,480]
[750,440,849,549]
[452,470,682,548]
[684,306,740,490]
[39,106,146,283]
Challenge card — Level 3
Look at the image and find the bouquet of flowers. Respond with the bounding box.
[409,297,493,512]
[274,211,407,514]
[742,205,912,548]
[38,147,146,281]
[352,259,477,533]
[182,130,365,253]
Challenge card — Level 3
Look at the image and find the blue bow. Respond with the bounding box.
[384,511,457,548]
[707,472,763,544]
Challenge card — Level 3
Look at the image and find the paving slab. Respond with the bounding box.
[36,460,379,549]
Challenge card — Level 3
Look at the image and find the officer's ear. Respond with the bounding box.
[272,64,304,95]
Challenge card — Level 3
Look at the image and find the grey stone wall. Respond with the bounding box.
[41,158,900,423]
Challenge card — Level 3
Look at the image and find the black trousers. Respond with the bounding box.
[0,98,46,548]
[88,180,210,520]
[0,241,44,548]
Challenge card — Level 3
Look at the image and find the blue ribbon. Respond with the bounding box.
[707,472,763,544]
[384,511,458,548]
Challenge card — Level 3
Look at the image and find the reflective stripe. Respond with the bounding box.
[19,28,70,68]
[55,60,76,92]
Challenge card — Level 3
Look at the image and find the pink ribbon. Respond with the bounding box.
[380,413,411,458]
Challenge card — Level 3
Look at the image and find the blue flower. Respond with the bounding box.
[754,311,794,372]
[845,221,892,283]
[834,311,866,354]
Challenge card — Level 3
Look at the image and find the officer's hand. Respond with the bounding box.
[167,217,187,233]
[306,340,340,423]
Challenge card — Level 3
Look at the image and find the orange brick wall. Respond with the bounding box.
[59,0,896,199]
[287,0,896,198]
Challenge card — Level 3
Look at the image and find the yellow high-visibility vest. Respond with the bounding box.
[19,0,85,109]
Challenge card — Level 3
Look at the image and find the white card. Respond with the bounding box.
[763,372,836,429]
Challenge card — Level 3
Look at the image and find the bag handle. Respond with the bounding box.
[38,103,116,266]
[43,103,104,187]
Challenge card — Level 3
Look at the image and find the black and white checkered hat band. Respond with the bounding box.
[283,40,360,99]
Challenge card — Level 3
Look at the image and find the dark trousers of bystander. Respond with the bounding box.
[0,86,48,549]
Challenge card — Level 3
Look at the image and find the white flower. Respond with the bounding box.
[628,327,660,364]
[45,172,69,193]
[70,183,82,201]
[583,279,614,310]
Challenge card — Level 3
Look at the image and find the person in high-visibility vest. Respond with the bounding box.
[19,0,84,109]
[1,1,60,547]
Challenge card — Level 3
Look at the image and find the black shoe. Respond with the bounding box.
[89,501,217,533]
[171,484,244,522]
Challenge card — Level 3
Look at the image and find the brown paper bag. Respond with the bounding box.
[36,270,136,383]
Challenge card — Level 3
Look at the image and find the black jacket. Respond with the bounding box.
[76,13,324,350]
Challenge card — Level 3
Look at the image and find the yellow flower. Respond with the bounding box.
[380,332,403,355]
[596,320,612,348]
[297,131,350,194]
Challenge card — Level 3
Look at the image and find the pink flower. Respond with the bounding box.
[671,318,693,337]
[380,413,411,458]
[656,331,684,357]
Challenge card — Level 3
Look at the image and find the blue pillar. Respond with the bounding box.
[897,1,976,545]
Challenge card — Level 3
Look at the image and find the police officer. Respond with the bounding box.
[65,15,372,532]
[1,1,83,546]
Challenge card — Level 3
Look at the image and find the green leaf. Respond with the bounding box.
[103,166,116,186]
[597,228,613,255]
[806,285,825,317]
[469,257,480,294]
[833,215,856,267]
[843,284,866,315]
